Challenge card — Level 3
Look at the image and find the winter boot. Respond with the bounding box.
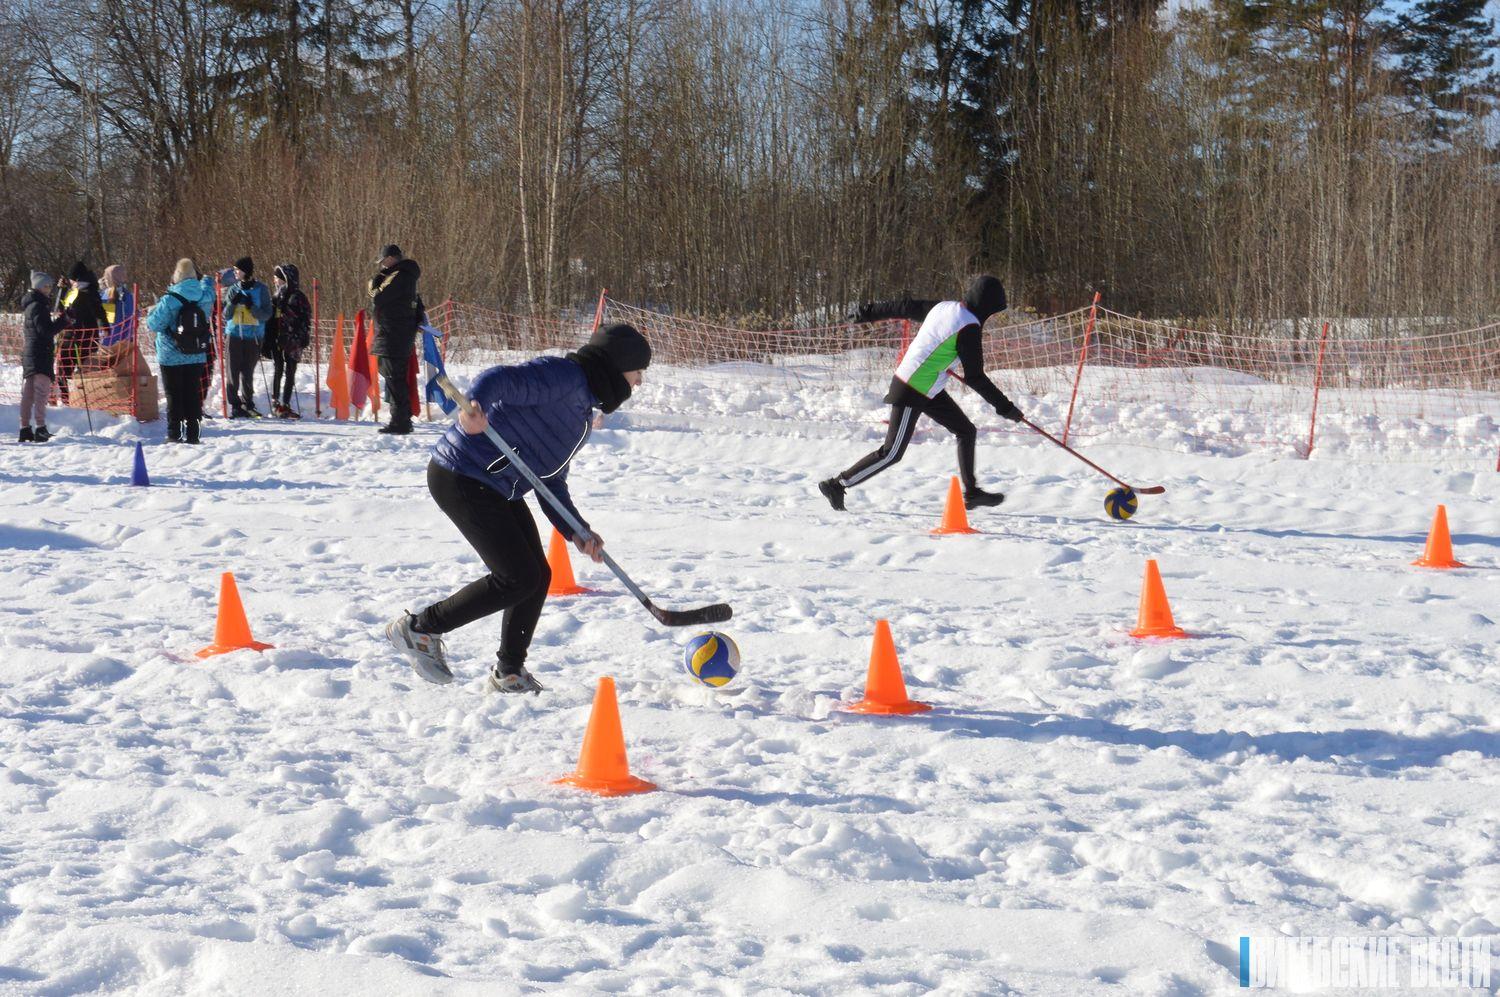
[32,426,50,443]
[18,427,33,444]
[964,486,1005,510]
[386,612,452,685]
[378,421,413,436]
[818,478,846,512]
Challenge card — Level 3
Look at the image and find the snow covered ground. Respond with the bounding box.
[1,366,1498,995]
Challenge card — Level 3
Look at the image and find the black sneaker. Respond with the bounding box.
[964,487,1005,510]
[32,427,50,443]
[18,427,33,444]
[818,478,846,511]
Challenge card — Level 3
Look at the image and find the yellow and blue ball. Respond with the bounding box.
[684,632,740,688]
[1104,486,1138,521]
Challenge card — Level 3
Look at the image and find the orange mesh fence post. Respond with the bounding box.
[215,281,229,417]
[1062,291,1101,446]
[312,278,322,417]
[591,287,608,335]
[130,283,143,420]
[1303,322,1331,459]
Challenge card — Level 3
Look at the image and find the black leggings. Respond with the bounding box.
[838,390,978,491]
[414,462,550,672]
[271,353,298,406]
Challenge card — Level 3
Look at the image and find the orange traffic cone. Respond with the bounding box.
[554,677,656,796]
[547,529,589,596]
[1129,559,1187,639]
[842,620,932,715]
[1412,505,1465,569]
[931,476,979,536]
[196,572,275,658]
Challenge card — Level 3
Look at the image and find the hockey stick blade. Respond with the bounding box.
[649,601,734,627]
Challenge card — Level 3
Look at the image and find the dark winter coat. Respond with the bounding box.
[268,266,312,361]
[430,356,596,539]
[368,257,421,357]
[21,290,58,379]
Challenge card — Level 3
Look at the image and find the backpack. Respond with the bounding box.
[280,290,311,355]
[165,291,213,354]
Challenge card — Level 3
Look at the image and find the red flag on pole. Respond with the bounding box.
[349,310,372,412]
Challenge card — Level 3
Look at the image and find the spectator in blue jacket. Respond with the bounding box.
[146,258,215,444]
[386,323,653,695]
[221,256,272,418]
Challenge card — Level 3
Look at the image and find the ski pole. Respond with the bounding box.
[434,375,732,627]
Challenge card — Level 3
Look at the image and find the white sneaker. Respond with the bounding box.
[385,613,453,685]
[487,668,544,695]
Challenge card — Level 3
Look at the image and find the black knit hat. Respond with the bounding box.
[68,261,93,282]
[963,274,1007,322]
[380,244,403,261]
[587,323,652,372]
[233,256,254,276]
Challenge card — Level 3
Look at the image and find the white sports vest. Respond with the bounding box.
[894,300,977,398]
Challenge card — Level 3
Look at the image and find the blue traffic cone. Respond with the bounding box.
[131,441,150,487]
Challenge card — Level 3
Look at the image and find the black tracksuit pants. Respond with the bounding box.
[378,353,412,428]
[228,337,260,413]
[414,461,550,673]
[837,390,978,491]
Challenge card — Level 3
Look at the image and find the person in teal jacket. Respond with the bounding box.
[146,258,216,443]
[220,255,272,417]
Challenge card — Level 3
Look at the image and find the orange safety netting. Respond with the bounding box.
[6,293,1497,465]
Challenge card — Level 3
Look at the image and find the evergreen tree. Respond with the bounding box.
[1390,0,1500,138]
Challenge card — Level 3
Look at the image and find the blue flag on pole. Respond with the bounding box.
[421,325,456,414]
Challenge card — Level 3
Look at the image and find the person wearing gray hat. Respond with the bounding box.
[19,272,58,442]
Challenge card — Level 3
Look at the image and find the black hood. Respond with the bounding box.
[21,289,50,311]
[68,261,95,283]
[275,262,301,288]
[962,275,1007,323]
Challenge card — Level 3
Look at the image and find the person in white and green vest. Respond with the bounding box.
[820,275,1023,512]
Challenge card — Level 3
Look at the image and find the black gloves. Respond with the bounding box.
[995,400,1023,423]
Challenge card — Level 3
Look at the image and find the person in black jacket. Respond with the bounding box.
[266,263,312,418]
[819,275,1023,512]
[55,262,108,404]
[367,244,421,435]
[19,271,58,443]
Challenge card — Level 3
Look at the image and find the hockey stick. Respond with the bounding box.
[1020,417,1166,495]
[949,371,1165,494]
[434,374,732,627]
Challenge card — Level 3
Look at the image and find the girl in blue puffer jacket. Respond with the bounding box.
[145,259,216,444]
[386,323,653,694]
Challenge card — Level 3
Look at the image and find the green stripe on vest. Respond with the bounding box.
[907,336,958,394]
